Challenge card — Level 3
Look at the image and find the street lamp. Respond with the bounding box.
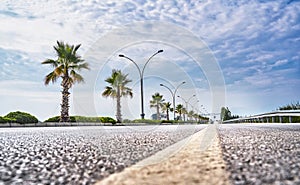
[200,105,208,116]
[177,95,196,115]
[119,50,163,119]
[190,100,200,111]
[160,82,186,120]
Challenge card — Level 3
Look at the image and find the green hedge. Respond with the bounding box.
[44,116,76,122]
[74,116,101,122]
[44,116,116,124]
[132,119,161,124]
[4,111,38,124]
[99,117,116,124]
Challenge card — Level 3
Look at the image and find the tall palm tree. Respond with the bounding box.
[176,104,183,121]
[42,41,89,122]
[150,93,165,120]
[162,102,172,121]
[182,107,187,121]
[102,69,133,123]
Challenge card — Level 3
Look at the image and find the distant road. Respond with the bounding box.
[0,125,205,185]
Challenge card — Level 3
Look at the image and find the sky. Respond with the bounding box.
[0,0,299,121]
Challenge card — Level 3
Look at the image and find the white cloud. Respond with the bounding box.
[0,0,299,119]
[272,59,289,67]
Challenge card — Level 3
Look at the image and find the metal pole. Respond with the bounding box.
[160,82,185,120]
[172,95,176,121]
[140,77,145,119]
[119,50,163,120]
[178,94,196,121]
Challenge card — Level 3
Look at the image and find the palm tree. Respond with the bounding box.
[182,107,187,121]
[176,104,183,120]
[42,41,89,122]
[150,93,165,120]
[102,69,133,123]
[162,102,172,121]
[188,110,195,121]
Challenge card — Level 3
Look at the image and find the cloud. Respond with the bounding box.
[272,59,289,67]
[0,80,61,120]
[0,0,299,119]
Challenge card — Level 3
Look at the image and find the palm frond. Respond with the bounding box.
[43,41,89,88]
[102,86,117,98]
[70,70,84,83]
[74,44,81,53]
[41,59,58,68]
[44,71,59,85]
[69,62,89,71]
[54,66,64,76]
[102,69,133,100]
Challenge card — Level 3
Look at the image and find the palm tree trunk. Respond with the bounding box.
[60,77,70,122]
[166,109,169,121]
[116,86,122,123]
[156,103,160,120]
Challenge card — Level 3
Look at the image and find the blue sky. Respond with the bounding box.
[0,0,299,121]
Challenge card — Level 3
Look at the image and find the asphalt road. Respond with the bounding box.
[1,124,299,185]
[219,124,300,185]
[0,125,204,185]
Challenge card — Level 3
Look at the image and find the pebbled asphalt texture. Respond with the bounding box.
[0,125,204,185]
[219,124,300,185]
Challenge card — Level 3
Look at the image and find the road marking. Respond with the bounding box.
[95,125,230,185]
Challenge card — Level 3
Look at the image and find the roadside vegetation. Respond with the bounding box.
[150,93,165,120]
[277,101,300,122]
[42,41,89,122]
[44,116,116,124]
[0,111,38,124]
[220,107,239,121]
[102,69,133,123]
[278,101,300,110]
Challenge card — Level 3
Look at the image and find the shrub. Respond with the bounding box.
[132,119,160,124]
[160,120,174,124]
[122,119,133,123]
[4,111,38,124]
[44,116,76,122]
[99,117,116,124]
[44,116,60,122]
[74,116,101,122]
[0,116,16,123]
[44,116,116,124]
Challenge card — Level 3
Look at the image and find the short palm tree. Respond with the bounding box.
[176,104,183,120]
[188,110,195,121]
[150,93,165,120]
[162,102,172,121]
[102,69,133,123]
[42,41,89,122]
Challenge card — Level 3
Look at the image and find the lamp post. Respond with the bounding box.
[160,82,185,120]
[190,100,200,121]
[119,50,163,119]
[200,105,208,116]
[177,94,196,116]
[190,100,200,112]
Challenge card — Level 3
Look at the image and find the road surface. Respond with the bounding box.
[0,124,299,185]
[0,125,204,185]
